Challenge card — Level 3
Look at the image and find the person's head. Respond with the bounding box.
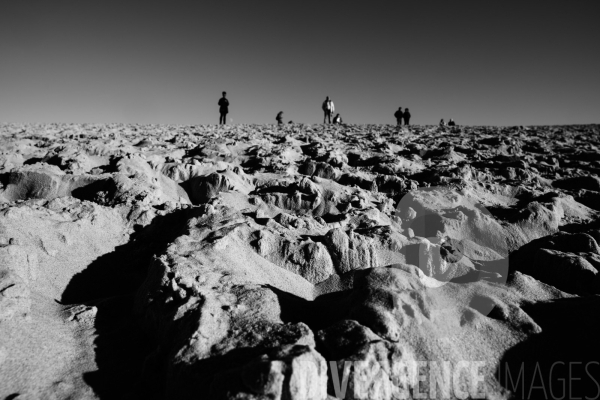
[222,91,227,97]
[405,108,409,112]
[399,107,402,110]
[326,96,329,100]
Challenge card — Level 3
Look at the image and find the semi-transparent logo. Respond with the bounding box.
[393,185,509,314]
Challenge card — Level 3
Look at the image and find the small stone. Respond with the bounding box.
[404,207,417,221]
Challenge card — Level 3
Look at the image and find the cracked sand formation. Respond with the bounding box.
[0,123,599,399]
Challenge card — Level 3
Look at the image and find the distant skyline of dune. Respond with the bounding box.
[0,1,598,126]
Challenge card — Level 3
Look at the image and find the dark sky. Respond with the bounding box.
[0,1,598,125]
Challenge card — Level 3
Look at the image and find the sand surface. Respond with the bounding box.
[0,122,599,399]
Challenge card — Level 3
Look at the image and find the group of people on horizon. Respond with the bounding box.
[218,92,405,126]
[439,118,456,126]
[322,96,342,124]
[394,107,411,126]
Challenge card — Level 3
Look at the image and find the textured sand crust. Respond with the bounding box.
[0,123,599,399]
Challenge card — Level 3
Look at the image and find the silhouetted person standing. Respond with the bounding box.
[403,108,411,126]
[218,92,229,124]
[322,96,334,124]
[394,107,403,126]
[276,111,283,125]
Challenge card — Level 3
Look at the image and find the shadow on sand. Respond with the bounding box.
[496,296,600,399]
[60,207,203,399]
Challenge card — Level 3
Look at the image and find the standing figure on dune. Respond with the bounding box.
[322,96,334,124]
[218,92,229,125]
[394,107,403,126]
[403,108,411,126]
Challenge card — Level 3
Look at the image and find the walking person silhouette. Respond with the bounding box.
[218,92,229,125]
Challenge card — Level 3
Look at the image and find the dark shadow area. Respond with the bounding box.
[81,294,153,400]
[183,346,275,397]
[263,284,315,326]
[575,193,600,212]
[440,238,464,263]
[239,158,263,172]
[320,212,347,224]
[0,172,10,188]
[310,289,355,331]
[61,207,204,399]
[134,139,153,148]
[22,157,44,165]
[406,170,444,186]
[354,225,391,237]
[559,219,600,234]
[486,205,520,222]
[337,174,377,191]
[62,208,202,304]
[21,154,65,169]
[265,283,353,333]
[44,154,64,168]
[71,178,117,204]
[497,297,600,400]
[242,211,270,226]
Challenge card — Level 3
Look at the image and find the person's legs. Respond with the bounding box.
[326,111,332,124]
[220,113,226,124]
